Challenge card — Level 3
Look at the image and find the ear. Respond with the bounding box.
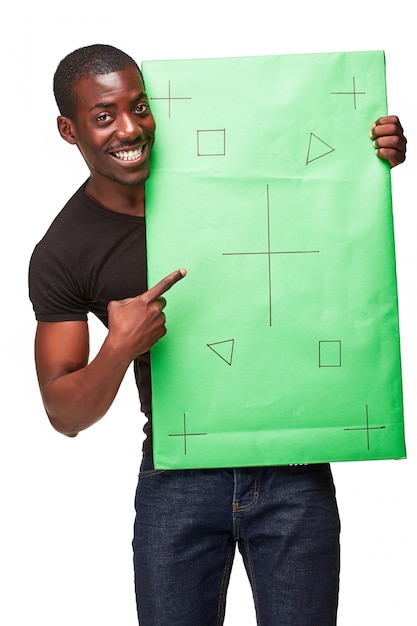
[57,116,77,145]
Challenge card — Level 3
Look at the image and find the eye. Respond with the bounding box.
[96,112,112,123]
[135,103,149,114]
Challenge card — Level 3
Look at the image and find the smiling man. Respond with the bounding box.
[56,60,155,212]
[28,44,407,625]
[30,45,185,446]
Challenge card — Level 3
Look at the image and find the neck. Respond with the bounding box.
[85,178,146,217]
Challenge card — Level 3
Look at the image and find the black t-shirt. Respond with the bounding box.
[29,181,152,449]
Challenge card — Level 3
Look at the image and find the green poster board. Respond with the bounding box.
[142,51,406,469]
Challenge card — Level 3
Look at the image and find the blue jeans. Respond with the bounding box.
[133,455,340,625]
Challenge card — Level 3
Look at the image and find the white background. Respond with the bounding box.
[2,1,415,624]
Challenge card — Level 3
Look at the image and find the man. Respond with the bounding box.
[29,44,407,625]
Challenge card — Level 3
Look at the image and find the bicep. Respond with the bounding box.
[35,321,90,391]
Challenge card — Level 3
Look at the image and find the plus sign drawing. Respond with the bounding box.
[169,414,207,456]
[223,184,320,326]
[330,76,366,110]
[344,405,386,451]
[150,80,192,118]
[143,51,405,470]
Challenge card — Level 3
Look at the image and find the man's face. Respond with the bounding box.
[67,66,156,188]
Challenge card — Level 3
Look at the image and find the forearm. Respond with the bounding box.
[41,338,132,436]
[35,271,183,436]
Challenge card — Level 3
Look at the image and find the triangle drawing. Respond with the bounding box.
[306,133,335,164]
[207,339,235,366]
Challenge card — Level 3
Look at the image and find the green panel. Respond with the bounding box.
[142,51,405,469]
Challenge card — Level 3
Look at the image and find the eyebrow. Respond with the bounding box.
[89,92,148,112]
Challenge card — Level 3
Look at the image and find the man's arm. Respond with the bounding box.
[35,269,186,437]
[371,115,407,168]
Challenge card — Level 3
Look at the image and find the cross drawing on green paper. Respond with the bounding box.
[169,413,208,455]
[344,404,386,450]
[330,76,366,110]
[150,80,192,118]
[223,184,320,326]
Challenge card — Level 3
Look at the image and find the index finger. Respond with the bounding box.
[147,269,187,299]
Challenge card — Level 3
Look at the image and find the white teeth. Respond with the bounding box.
[114,147,143,161]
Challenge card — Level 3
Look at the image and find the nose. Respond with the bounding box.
[116,113,143,141]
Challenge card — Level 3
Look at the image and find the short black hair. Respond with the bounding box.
[53,44,142,118]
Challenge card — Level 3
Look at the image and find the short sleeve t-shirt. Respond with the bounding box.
[29,181,152,448]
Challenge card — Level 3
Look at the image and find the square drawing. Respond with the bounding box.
[319,340,342,367]
[197,129,226,156]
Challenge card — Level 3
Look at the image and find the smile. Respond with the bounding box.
[113,146,143,161]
